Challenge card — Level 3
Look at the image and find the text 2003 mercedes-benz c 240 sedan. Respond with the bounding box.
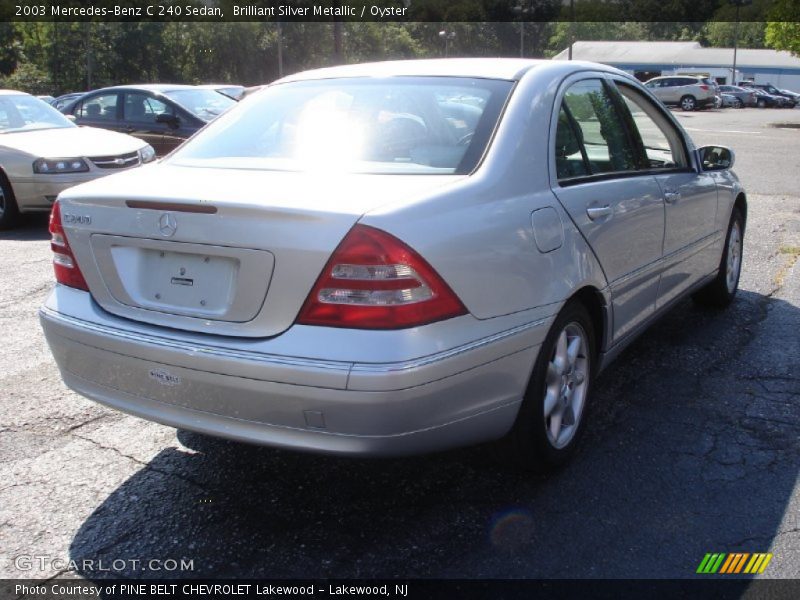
[40,59,746,470]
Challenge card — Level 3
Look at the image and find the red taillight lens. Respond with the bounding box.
[699,84,710,91]
[297,224,467,329]
[49,200,89,291]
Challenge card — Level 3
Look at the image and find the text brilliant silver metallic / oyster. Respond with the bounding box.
[39,59,747,470]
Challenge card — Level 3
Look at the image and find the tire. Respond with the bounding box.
[692,208,744,308]
[757,98,767,108]
[0,173,20,230]
[680,95,697,111]
[735,98,743,109]
[504,300,596,472]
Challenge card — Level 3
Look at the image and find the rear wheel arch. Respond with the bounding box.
[569,286,608,356]
[0,167,20,229]
[734,192,747,230]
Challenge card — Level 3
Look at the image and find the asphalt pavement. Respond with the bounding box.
[0,107,798,581]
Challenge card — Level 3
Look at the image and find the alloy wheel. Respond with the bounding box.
[543,322,590,449]
[726,220,742,294]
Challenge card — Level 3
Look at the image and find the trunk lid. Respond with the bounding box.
[58,163,463,337]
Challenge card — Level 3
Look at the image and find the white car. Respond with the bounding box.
[0,90,156,229]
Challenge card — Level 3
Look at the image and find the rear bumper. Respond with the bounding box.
[40,286,549,456]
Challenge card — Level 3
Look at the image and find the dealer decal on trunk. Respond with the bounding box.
[148,368,182,386]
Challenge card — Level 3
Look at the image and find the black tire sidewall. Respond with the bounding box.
[720,208,744,300]
[510,301,597,470]
[0,175,19,230]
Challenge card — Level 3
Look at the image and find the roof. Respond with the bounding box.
[277,58,550,83]
[553,41,800,71]
[0,89,29,96]
[95,84,197,93]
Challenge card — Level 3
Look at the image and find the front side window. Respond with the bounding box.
[560,79,637,176]
[124,93,173,123]
[615,83,688,170]
[163,88,235,121]
[169,77,514,175]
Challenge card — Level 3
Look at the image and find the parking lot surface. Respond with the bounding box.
[1,107,799,580]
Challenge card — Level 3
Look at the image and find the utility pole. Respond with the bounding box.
[568,0,575,60]
[512,1,533,58]
[277,21,283,77]
[332,0,344,64]
[439,29,456,58]
[730,0,752,85]
[84,21,92,90]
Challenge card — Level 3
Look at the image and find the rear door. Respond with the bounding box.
[611,78,720,308]
[550,75,666,341]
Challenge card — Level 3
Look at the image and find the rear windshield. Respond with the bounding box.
[168,77,514,175]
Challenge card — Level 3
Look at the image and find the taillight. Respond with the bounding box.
[297,224,467,329]
[49,200,89,291]
[699,84,710,91]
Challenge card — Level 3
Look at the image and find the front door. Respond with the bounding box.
[611,79,720,308]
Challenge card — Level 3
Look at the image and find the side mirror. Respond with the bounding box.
[155,113,179,128]
[698,145,735,171]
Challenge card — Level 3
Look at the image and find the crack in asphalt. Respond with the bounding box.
[71,432,209,494]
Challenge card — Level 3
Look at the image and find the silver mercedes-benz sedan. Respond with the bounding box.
[39,59,746,470]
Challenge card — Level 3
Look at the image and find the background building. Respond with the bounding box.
[553,41,800,90]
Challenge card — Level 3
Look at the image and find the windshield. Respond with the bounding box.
[168,77,513,175]
[164,88,236,121]
[0,94,76,133]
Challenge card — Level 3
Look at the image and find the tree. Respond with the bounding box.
[765,0,800,56]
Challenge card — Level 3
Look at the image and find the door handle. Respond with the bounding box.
[664,191,681,204]
[586,205,613,220]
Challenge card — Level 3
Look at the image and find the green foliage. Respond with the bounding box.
[0,61,52,94]
[3,18,795,96]
[700,22,766,48]
[765,0,800,56]
[765,21,800,56]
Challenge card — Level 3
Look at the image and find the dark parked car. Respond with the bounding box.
[718,85,758,108]
[62,84,236,156]
[52,92,86,112]
[739,82,797,108]
[742,87,788,108]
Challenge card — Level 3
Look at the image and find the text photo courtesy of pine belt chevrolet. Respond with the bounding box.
[39,59,746,471]
[0,90,156,229]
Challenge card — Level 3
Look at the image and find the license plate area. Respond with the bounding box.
[134,248,236,317]
[91,235,274,322]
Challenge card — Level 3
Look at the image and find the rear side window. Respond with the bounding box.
[78,93,119,120]
[560,79,637,177]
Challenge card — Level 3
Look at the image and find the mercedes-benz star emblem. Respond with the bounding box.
[158,213,177,237]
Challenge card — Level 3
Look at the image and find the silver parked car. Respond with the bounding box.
[40,60,746,470]
[644,75,717,111]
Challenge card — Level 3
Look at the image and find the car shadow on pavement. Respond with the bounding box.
[68,289,799,579]
[0,213,49,240]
